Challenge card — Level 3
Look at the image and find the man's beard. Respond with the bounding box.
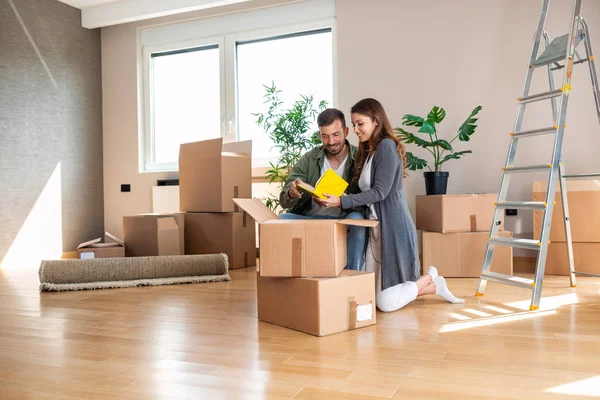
[325,142,344,156]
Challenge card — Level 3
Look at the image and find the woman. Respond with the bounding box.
[317,98,463,312]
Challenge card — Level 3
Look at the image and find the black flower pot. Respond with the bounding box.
[424,171,449,195]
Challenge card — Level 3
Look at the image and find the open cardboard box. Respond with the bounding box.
[233,198,378,277]
[77,232,125,259]
[179,138,252,213]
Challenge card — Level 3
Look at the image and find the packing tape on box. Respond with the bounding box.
[470,215,476,232]
[292,237,303,276]
[349,299,357,329]
[243,212,247,227]
[234,186,240,211]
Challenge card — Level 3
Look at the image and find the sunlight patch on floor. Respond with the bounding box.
[546,375,600,398]
[1,163,62,269]
[504,293,579,311]
[440,310,556,333]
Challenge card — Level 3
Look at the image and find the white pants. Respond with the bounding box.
[366,225,418,312]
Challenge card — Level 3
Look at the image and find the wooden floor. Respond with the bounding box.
[1,264,599,400]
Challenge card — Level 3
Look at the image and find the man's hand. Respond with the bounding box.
[314,193,341,208]
[288,178,304,199]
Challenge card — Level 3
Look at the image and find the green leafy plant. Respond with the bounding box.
[395,105,482,172]
[253,82,326,212]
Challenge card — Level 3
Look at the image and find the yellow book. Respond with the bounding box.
[297,168,349,199]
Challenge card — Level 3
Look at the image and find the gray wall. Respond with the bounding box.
[0,0,103,261]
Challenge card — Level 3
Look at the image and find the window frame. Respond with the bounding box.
[226,20,336,168]
[138,2,337,173]
[142,35,226,172]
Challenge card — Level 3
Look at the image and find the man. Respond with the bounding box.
[279,108,367,270]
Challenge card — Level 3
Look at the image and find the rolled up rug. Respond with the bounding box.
[39,254,230,291]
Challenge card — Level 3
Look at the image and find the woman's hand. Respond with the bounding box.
[314,193,341,208]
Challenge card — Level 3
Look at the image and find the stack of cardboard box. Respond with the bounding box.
[82,138,254,262]
[178,138,256,270]
[234,198,378,337]
[417,194,514,277]
[533,180,600,275]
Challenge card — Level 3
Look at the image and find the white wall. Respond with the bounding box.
[101,0,600,251]
[336,0,600,254]
[101,0,299,237]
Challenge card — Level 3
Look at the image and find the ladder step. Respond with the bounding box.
[480,272,535,290]
[510,126,557,138]
[518,89,563,104]
[495,201,547,210]
[573,271,600,278]
[488,237,544,250]
[563,173,600,179]
[503,164,552,173]
[531,31,585,68]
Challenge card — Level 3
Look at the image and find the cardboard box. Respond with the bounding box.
[257,270,376,336]
[77,232,125,259]
[179,138,252,213]
[545,242,600,276]
[533,180,600,242]
[422,231,513,277]
[184,212,256,270]
[152,186,180,214]
[416,194,502,233]
[233,198,378,277]
[123,214,184,257]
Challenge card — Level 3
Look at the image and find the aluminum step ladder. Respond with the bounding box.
[476,0,600,310]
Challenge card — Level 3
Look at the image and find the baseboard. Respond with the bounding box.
[514,256,536,273]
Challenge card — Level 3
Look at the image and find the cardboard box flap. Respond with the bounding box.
[83,243,122,249]
[77,237,102,249]
[233,198,278,223]
[157,216,180,231]
[222,140,252,157]
[180,138,223,160]
[337,219,379,228]
[105,231,124,246]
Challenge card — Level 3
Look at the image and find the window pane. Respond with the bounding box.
[236,30,333,167]
[151,46,221,164]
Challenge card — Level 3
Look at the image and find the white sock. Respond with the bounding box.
[434,276,464,304]
[426,266,438,281]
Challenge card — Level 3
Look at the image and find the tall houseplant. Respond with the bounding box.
[253,82,326,212]
[395,105,482,195]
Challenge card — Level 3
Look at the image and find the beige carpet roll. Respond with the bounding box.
[39,254,230,291]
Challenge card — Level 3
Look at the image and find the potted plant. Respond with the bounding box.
[395,105,482,195]
[253,82,326,212]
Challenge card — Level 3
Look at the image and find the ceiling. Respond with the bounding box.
[55,0,254,28]
[56,0,121,8]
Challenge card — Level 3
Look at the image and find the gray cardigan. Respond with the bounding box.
[341,138,421,290]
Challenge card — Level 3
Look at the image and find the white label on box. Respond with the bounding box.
[81,252,95,259]
[356,303,373,322]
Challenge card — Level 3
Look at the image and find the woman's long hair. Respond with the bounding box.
[351,98,407,183]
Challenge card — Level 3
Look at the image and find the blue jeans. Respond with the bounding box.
[278,211,367,271]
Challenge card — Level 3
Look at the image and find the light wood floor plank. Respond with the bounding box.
[0,265,598,399]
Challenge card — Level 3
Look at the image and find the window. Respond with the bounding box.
[151,45,221,165]
[236,29,333,166]
[140,0,335,172]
